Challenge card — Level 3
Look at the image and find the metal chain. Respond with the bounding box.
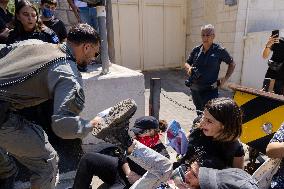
[160,90,196,111]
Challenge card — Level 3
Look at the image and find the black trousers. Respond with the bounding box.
[73,153,128,189]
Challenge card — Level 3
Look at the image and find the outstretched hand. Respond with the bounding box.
[90,116,103,128]
[127,171,141,184]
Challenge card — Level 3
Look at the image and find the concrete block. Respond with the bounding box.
[81,64,145,150]
[81,64,145,121]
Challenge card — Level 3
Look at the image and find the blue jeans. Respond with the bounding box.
[190,88,218,115]
[79,7,98,31]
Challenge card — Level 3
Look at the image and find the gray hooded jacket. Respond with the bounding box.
[0,40,92,139]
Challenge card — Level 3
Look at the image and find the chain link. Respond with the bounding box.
[160,90,196,111]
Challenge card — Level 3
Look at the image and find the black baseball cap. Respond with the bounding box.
[131,116,159,134]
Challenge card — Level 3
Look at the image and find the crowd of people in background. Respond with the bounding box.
[0,0,284,189]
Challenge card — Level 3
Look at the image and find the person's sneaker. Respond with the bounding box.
[92,98,137,135]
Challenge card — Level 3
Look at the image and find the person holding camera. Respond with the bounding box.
[184,24,236,117]
[262,30,284,95]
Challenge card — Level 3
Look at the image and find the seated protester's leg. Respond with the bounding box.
[128,140,173,189]
[0,148,17,189]
[73,152,127,189]
[0,113,58,189]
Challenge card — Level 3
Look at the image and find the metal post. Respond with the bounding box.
[106,0,115,63]
[149,78,161,120]
[97,5,110,74]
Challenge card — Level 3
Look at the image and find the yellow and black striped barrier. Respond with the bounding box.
[228,83,284,153]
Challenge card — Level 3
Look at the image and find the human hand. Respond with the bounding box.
[90,116,103,129]
[184,63,192,76]
[126,171,141,184]
[0,28,10,38]
[266,34,279,48]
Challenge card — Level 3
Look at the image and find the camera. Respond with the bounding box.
[185,67,201,87]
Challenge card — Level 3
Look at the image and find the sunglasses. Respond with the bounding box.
[201,34,213,37]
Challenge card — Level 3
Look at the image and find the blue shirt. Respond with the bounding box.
[186,43,233,86]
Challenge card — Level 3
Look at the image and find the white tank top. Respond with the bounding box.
[74,0,87,7]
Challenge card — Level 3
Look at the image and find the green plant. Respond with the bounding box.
[6,0,40,15]
[7,0,15,15]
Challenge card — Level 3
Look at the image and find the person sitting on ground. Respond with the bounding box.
[266,122,284,189]
[130,116,170,159]
[40,0,67,43]
[176,97,245,169]
[168,156,259,189]
[71,116,170,189]
[6,0,59,44]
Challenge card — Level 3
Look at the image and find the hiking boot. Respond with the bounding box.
[92,98,137,135]
[91,99,136,151]
[95,120,133,152]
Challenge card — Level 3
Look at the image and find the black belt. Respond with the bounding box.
[190,81,218,91]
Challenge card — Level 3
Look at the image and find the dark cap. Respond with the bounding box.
[199,167,259,189]
[131,116,159,134]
